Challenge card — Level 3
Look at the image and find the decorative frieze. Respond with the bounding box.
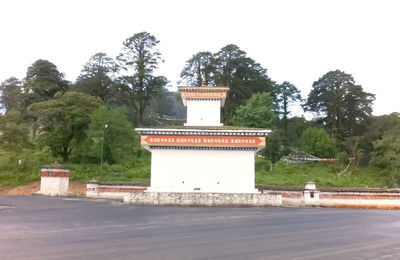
[140,135,266,148]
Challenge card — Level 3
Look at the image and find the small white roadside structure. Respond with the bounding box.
[36,163,71,196]
[136,80,270,194]
[304,181,320,206]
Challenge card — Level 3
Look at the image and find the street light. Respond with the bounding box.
[100,124,108,168]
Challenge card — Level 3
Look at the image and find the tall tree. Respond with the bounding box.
[112,75,168,126]
[274,81,301,137]
[116,32,167,126]
[305,70,375,140]
[180,51,214,86]
[23,59,69,106]
[74,53,117,102]
[0,77,22,112]
[29,92,102,162]
[212,44,274,123]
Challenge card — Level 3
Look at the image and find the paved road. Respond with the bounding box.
[1,195,400,260]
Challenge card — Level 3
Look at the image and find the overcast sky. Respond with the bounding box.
[1,0,399,116]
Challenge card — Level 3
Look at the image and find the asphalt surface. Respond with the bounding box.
[1,195,400,260]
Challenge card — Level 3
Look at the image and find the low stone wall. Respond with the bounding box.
[258,184,400,209]
[86,181,148,200]
[124,192,282,207]
[85,181,400,209]
[319,191,400,209]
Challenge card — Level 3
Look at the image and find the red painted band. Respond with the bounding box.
[41,172,70,177]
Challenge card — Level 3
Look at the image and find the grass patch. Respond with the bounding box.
[0,149,54,187]
[68,157,150,183]
[0,148,391,189]
[0,148,151,187]
[255,158,389,188]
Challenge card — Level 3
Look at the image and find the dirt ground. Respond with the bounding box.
[0,180,86,196]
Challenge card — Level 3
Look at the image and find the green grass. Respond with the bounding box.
[68,157,151,184]
[0,149,55,187]
[255,158,389,188]
[0,148,391,189]
[0,149,151,187]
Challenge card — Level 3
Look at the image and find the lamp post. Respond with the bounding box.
[100,124,108,168]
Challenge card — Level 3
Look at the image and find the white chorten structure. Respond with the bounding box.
[136,79,270,193]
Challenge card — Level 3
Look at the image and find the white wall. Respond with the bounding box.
[147,149,258,193]
[39,177,69,196]
[185,100,222,126]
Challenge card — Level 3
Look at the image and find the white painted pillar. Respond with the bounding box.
[86,180,99,198]
[36,163,70,196]
[304,181,320,206]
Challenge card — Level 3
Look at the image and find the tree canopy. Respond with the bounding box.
[74,52,117,102]
[0,77,22,112]
[75,106,136,164]
[29,91,102,162]
[0,110,31,152]
[232,92,277,128]
[23,59,70,106]
[371,124,400,186]
[115,32,167,126]
[180,51,214,86]
[305,70,375,140]
[300,127,336,158]
[180,44,274,124]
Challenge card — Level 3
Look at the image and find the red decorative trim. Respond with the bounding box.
[41,171,70,177]
[320,194,400,200]
[180,91,227,99]
[282,192,302,198]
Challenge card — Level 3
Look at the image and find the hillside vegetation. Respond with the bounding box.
[1,32,399,189]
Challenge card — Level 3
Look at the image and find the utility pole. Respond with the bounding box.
[100,124,108,168]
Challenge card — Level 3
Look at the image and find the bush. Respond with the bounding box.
[300,127,336,158]
[0,148,56,187]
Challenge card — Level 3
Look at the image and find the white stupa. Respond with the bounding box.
[136,78,270,193]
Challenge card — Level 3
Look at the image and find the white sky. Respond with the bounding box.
[0,0,399,116]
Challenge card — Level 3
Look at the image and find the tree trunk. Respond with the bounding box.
[62,145,69,162]
[137,110,143,127]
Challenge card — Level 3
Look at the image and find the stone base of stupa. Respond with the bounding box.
[34,190,74,197]
[123,191,282,207]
